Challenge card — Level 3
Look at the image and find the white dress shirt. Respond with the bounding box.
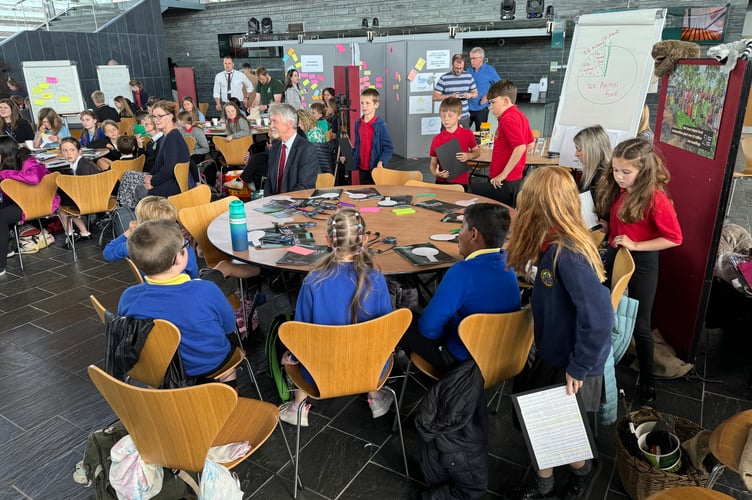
[212,69,253,103]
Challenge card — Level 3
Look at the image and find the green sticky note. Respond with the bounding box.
[449,227,462,234]
[417,193,437,197]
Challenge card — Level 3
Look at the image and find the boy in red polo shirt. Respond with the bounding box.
[352,89,393,185]
[429,97,480,191]
[470,80,533,207]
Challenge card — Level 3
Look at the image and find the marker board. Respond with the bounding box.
[549,9,666,155]
[22,60,86,123]
[97,65,132,108]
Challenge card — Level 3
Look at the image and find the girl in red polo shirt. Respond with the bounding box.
[596,138,682,405]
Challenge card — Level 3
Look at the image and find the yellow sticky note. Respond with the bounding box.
[34,98,45,106]
[58,96,70,103]
[311,83,318,90]
[415,57,426,70]
[32,87,43,94]
[302,79,310,86]
[292,54,298,62]
[364,70,371,76]
[42,93,53,99]
[38,82,50,89]
[295,61,302,68]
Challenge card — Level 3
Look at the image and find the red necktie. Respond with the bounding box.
[135,91,142,109]
[277,143,287,193]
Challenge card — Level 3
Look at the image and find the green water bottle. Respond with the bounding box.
[229,199,248,252]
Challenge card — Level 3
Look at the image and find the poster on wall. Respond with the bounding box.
[409,95,432,114]
[426,50,450,70]
[660,63,728,159]
[421,116,441,135]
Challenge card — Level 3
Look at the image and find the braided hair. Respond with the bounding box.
[311,208,378,323]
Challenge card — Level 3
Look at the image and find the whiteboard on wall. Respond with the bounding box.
[22,60,86,122]
[97,65,132,108]
[549,9,666,154]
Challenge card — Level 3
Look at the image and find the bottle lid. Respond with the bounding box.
[480,122,490,130]
[229,199,245,217]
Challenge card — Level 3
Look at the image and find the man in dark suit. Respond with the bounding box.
[265,103,319,196]
[91,90,120,123]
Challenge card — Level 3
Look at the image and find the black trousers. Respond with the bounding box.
[468,109,489,131]
[605,246,659,386]
[468,178,523,208]
[0,200,22,269]
[403,326,458,375]
[240,151,268,189]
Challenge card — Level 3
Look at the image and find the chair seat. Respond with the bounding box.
[285,356,395,400]
[410,352,442,380]
[212,397,279,469]
[59,198,116,216]
[206,346,246,380]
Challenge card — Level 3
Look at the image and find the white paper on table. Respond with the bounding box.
[513,385,596,471]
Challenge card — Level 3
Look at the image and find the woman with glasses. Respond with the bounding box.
[142,100,190,197]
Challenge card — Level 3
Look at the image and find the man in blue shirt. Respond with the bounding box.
[433,54,478,129]
[467,47,501,131]
[405,203,521,373]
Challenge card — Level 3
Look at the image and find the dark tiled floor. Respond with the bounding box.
[1,160,751,499]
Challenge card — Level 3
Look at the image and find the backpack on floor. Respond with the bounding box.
[74,421,197,500]
[265,312,293,402]
[113,206,137,238]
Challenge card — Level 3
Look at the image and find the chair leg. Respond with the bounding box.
[65,217,78,263]
[241,355,263,401]
[13,225,23,271]
[487,381,505,415]
[393,358,413,432]
[705,463,726,489]
[293,400,305,499]
[384,385,409,478]
[275,420,303,492]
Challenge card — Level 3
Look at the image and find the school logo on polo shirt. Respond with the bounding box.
[540,269,554,287]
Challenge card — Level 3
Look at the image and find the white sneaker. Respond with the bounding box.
[368,388,394,418]
[279,401,310,427]
[224,179,245,191]
[6,250,14,258]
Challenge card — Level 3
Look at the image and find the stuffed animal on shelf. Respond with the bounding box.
[651,40,702,77]
[707,39,752,73]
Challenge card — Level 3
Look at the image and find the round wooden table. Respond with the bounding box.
[207,185,510,275]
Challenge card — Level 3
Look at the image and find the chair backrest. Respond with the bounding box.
[118,117,136,136]
[174,161,191,193]
[740,136,752,175]
[88,365,237,472]
[212,136,252,166]
[590,230,606,248]
[458,309,534,388]
[110,156,146,181]
[90,294,180,388]
[0,171,60,220]
[316,173,335,188]
[404,179,464,192]
[198,102,209,116]
[125,257,145,284]
[56,169,119,214]
[279,308,412,398]
[372,168,423,185]
[184,135,196,154]
[610,247,635,311]
[710,409,752,477]
[70,128,84,140]
[168,184,212,213]
[178,196,238,268]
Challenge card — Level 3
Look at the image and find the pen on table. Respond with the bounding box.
[417,193,437,197]
[339,201,355,207]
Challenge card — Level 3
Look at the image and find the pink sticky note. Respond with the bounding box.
[336,44,346,53]
[362,61,368,70]
[375,83,383,88]
[407,69,418,81]
[360,207,381,213]
[300,72,309,78]
[46,76,58,84]
[376,76,383,82]
[288,245,314,256]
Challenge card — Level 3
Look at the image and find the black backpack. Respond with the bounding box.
[264,312,293,402]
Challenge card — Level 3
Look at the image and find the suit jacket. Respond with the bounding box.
[265,135,319,196]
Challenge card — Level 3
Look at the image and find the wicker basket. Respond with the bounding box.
[616,407,709,499]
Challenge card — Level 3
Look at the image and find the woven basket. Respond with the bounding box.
[616,407,709,499]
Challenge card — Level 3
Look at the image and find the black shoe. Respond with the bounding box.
[561,461,597,500]
[505,481,557,500]
[62,233,78,249]
[640,383,656,405]
[78,233,93,241]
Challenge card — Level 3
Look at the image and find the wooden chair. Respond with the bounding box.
[184,135,196,154]
[198,102,209,117]
[645,487,734,500]
[706,409,752,489]
[87,364,279,473]
[117,117,136,136]
[590,229,606,249]
[404,179,465,192]
[372,168,423,185]
[459,309,534,410]
[110,156,146,181]
[279,308,413,498]
[212,136,252,193]
[56,169,119,262]
[610,247,635,311]
[69,128,84,140]
[174,161,191,193]
[125,257,145,284]
[0,172,61,271]
[168,184,211,213]
[315,172,335,188]
[90,295,180,389]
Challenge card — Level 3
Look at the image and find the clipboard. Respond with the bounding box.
[511,384,597,471]
[434,138,468,181]
[579,191,601,231]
